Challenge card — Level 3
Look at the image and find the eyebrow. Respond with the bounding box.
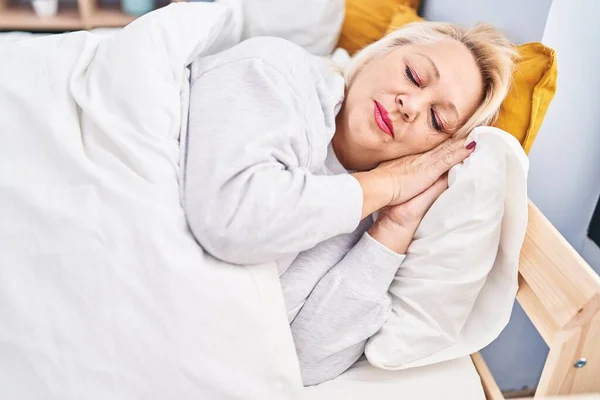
[415,52,460,125]
[415,52,440,80]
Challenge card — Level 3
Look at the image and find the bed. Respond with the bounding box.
[0,2,599,399]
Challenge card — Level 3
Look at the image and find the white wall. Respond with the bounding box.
[421,0,552,44]
[528,0,600,270]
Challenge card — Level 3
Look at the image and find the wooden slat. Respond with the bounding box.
[77,0,94,29]
[517,201,600,339]
[517,273,558,344]
[471,353,504,400]
[538,327,585,396]
[517,200,600,398]
[537,304,600,396]
[571,306,600,393]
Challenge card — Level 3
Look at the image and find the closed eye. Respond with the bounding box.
[405,66,420,87]
[430,108,442,132]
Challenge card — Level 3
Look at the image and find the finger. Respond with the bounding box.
[418,175,448,208]
[430,138,476,176]
[428,137,465,159]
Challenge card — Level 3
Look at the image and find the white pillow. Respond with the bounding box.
[366,126,529,370]
[237,0,344,55]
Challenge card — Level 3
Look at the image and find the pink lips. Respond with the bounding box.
[374,101,394,137]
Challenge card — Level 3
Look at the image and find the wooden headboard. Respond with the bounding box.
[473,200,600,399]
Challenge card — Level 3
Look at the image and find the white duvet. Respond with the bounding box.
[0,4,305,399]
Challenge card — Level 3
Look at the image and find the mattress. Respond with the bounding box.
[301,356,485,400]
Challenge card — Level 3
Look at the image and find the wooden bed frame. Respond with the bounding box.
[471,201,600,399]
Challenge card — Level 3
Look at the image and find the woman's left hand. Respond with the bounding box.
[368,175,448,254]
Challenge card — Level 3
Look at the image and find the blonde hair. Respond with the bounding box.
[344,22,519,137]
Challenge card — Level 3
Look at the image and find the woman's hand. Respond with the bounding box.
[368,175,448,254]
[353,138,475,219]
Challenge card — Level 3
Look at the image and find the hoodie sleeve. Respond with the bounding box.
[288,232,405,385]
[183,57,363,265]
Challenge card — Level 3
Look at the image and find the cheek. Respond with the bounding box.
[401,131,446,156]
[419,134,447,153]
[350,64,391,100]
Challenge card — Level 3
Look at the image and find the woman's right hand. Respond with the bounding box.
[353,138,476,219]
[368,174,448,254]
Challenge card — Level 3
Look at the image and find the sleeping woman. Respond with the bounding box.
[182,22,516,385]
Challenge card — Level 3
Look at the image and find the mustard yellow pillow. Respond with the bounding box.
[496,43,557,154]
[387,4,423,33]
[338,0,421,56]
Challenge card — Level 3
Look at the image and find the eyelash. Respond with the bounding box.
[405,65,443,133]
[430,109,442,132]
[405,65,420,87]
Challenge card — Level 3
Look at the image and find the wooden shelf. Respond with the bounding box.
[0,5,83,30]
[0,0,160,31]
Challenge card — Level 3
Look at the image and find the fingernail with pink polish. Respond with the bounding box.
[466,141,477,150]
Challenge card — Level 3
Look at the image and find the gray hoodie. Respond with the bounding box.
[184,37,404,385]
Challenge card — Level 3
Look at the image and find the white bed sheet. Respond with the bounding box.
[302,356,485,400]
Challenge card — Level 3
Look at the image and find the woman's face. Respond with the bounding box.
[334,39,484,171]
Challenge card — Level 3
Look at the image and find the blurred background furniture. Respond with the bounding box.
[0,0,179,30]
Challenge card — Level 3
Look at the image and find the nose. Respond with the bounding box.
[396,94,426,123]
